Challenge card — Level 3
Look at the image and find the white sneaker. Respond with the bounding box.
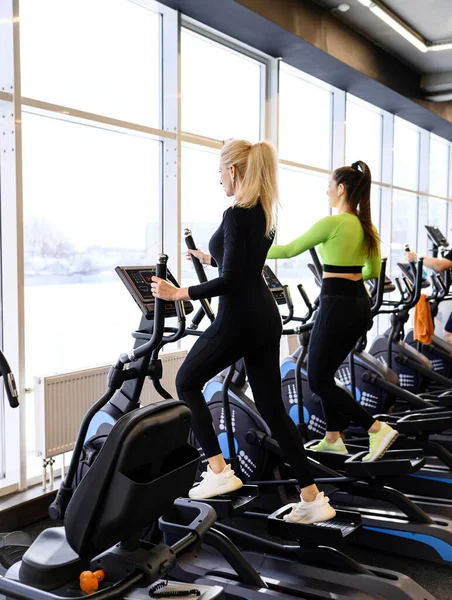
[283,492,336,525]
[188,464,243,500]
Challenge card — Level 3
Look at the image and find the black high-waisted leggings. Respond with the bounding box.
[176,299,315,489]
[307,278,375,432]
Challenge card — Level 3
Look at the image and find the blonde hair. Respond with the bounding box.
[220,139,278,237]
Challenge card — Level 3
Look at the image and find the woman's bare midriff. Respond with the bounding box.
[322,272,363,281]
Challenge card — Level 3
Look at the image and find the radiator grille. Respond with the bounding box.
[34,351,187,459]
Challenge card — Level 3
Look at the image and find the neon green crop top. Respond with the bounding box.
[267,213,381,281]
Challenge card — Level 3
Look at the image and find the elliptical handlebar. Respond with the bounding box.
[282,285,294,325]
[184,229,215,323]
[297,284,315,322]
[0,351,19,408]
[283,320,314,336]
[370,258,387,317]
[402,257,424,311]
[309,248,323,281]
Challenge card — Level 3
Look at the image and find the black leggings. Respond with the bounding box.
[307,278,376,433]
[176,305,315,489]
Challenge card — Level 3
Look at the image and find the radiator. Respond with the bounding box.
[34,351,187,461]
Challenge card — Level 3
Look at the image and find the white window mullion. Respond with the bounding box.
[331,89,346,172]
[418,129,430,254]
[0,0,26,492]
[161,5,181,281]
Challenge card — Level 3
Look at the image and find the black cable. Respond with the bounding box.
[148,580,201,598]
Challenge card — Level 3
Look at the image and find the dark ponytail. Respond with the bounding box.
[332,160,379,258]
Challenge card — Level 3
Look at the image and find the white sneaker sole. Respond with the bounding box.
[364,429,399,462]
[188,476,243,500]
[284,504,337,525]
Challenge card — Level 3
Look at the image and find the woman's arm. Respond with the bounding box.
[267,216,335,259]
[188,208,245,300]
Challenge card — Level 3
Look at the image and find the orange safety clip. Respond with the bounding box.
[79,570,105,594]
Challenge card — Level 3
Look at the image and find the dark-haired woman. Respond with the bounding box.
[268,161,397,461]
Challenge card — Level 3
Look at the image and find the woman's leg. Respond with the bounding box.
[244,336,314,493]
[176,324,247,474]
[308,294,376,438]
[244,334,336,523]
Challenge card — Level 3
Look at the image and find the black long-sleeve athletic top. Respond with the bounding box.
[188,204,273,304]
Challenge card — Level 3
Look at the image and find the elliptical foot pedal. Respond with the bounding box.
[0,532,33,568]
[267,506,361,546]
[344,449,425,478]
[192,485,259,520]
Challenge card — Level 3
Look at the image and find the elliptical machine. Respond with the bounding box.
[0,255,223,600]
[403,225,452,378]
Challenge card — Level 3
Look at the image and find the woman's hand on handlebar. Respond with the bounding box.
[186,248,212,266]
[405,251,418,263]
[151,277,190,301]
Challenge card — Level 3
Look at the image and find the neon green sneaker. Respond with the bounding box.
[309,437,348,455]
[363,423,398,462]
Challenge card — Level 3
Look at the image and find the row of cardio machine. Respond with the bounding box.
[0,227,449,600]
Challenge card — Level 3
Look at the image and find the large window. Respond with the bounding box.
[393,118,420,190]
[277,168,329,303]
[20,0,161,127]
[428,198,448,230]
[429,135,450,199]
[346,96,383,181]
[391,191,418,277]
[279,66,332,169]
[180,143,224,291]
[22,111,160,475]
[181,29,263,141]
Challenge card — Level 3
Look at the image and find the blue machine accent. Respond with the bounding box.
[85,411,116,441]
[204,380,256,410]
[205,381,246,407]
[280,361,296,378]
[289,405,309,426]
[346,385,362,403]
[218,432,239,458]
[363,526,452,561]
[408,473,452,484]
[204,381,222,403]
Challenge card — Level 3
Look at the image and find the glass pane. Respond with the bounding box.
[20,0,160,127]
[428,197,448,239]
[22,110,160,475]
[279,67,332,169]
[180,143,226,288]
[393,118,420,191]
[181,30,262,141]
[429,135,450,198]
[390,191,418,277]
[346,97,382,181]
[277,168,329,305]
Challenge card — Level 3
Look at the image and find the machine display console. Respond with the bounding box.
[262,265,286,305]
[116,266,194,320]
[425,225,449,250]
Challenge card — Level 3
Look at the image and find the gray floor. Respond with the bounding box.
[1,518,451,599]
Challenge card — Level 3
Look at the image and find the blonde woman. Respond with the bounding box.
[152,139,335,524]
